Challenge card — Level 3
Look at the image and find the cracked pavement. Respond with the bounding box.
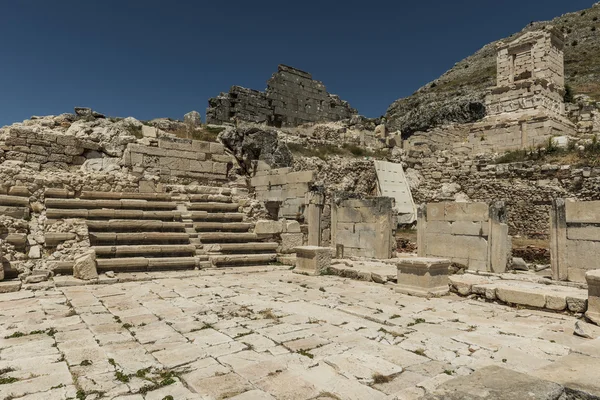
[0,267,597,399]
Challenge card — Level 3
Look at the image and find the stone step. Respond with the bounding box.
[93,244,196,257]
[90,232,191,245]
[46,209,182,221]
[210,253,278,266]
[199,232,258,243]
[86,220,186,232]
[44,188,72,198]
[45,232,76,247]
[448,274,588,313]
[45,198,177,210]
[81,191,172,201]
[189,212,245,222]
[189,194,232,203]
[193,222,254,232]
[0,206,30,219]
[187,202,240,212]
[0,195,29,207]
[96,256,197,272]
[207,242,278,253]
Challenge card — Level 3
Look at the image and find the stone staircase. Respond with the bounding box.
[43,187,278,274]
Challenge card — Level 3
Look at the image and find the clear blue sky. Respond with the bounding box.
[0,0,595,126]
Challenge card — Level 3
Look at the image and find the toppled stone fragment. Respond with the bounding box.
[73,251,98,280]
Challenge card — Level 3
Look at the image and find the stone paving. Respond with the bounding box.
[0,267,598,399]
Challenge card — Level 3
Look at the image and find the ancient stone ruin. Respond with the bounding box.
[0,19,600,400]
[206,64,357,127]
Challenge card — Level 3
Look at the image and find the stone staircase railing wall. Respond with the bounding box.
[417,201,511,272]
[551,199,600,283]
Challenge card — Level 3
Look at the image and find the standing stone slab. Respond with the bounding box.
[396,257,450,297]
[293,246,331,276]
[586,270,600,325]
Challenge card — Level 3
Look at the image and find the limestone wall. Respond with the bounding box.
[331,197,395,259]
[417,202,511,272]
[551,199,600,283]
[207,65,356,127]
[3,126,102,165]
[123,137,233,182]
[250,168,316,219]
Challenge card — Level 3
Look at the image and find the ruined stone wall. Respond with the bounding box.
[551,199,600,283]
[403,150,600,239]
[3,126,103,165]
[417,202,510,272]
[331,197,395,259]
[123,137,233,182]
[250,167,316,219]
[207,65,356,127]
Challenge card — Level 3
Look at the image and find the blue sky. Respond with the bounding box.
[0,0,595,126]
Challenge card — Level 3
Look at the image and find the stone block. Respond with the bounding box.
[396,257,450,297]
[426,203,445,221]
[190,160,213,173]
[280,233,303,254]
[192,140,211,153]
[426,221,452,234]
[495,284,546,308]
[73,251,98,281]
[254,220,283,235]
[451,221,487,236]
[213,162,228,175]
[284,220,301,233]
[293,246,332,276]
[142,125,158,138]
[586,270,600,325]
[209,142,224,154]
[565,200,600,224]
[444,202,489,222]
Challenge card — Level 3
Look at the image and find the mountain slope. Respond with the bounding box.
[386,2,600,136]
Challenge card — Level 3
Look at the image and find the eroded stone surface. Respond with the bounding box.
[0,268,597,399]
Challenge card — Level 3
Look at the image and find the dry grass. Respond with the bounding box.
[512,237,549,249]
[372,373,393,384]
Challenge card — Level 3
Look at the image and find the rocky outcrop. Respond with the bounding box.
[219,126,293,174]
[386,2,600,136]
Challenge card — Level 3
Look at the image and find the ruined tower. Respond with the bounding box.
[206,65,357,127]
[486,26,566,118]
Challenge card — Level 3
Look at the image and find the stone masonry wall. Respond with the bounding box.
[551,199,600,283]
[123,137,233,182]
[3,126,102,165]
[250,167,316,220]
[331,197,395,259]
[417,202,511,272]
[207,65,356,127]
[402,150,600,239]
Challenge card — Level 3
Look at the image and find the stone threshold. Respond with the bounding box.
[12,265,287,291]
[323,259,589,315]
[449,273,588,314]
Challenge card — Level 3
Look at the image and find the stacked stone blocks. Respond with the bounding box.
[207,65,356,127]
[551,199,600,283]
[250,168,316,219]
[417,202,511,273]
[331,197,395,259]
[123,137,232,181]
[2,127,101,165]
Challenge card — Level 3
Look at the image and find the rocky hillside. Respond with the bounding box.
[386,2,600,136]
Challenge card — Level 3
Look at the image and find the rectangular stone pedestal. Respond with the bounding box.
[586,270,600,325]
[293,246,331,276]
[396,257,450,297]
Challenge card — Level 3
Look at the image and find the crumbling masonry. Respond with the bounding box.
[206,65,357,127]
